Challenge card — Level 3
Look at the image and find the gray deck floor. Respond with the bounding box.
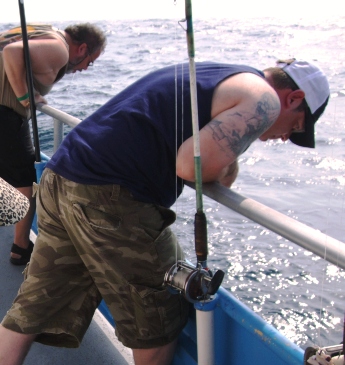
[0,225,133,365]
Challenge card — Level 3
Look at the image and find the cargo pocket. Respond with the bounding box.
[129,283,188,339]
[72,203,121,232]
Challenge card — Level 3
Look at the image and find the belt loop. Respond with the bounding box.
[110,185,120,201]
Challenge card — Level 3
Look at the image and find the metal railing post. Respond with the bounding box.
[53,118,64,153]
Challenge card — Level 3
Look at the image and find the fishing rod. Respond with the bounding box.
[164,5,225,362]
[164,0,224,303]
[185,0,208,270]
[18,0,41,163]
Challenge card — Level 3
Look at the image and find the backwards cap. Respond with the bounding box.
[277,60,330,148]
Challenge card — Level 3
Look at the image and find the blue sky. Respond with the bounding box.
[2,0,342,24]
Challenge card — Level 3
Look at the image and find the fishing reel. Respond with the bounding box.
[164,260,225,303]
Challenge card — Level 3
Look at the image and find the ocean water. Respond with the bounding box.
[1,16,344,350]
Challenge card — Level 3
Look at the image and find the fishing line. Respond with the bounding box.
[322,100,345,348]
[313,95,344,350]
[173,0,185,265]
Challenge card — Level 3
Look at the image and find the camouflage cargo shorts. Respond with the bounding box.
[1,168,189,349]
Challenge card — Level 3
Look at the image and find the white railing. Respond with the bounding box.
[37,103,345,271]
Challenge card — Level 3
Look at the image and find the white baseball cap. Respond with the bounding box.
[277,59,330,148]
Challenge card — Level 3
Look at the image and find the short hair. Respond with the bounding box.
[64,23,107,54]
[264,58,306,112]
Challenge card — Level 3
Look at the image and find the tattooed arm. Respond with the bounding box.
[176,72,280,184]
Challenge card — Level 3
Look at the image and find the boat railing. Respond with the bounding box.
[37,102,345,271]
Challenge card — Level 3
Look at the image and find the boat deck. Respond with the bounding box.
[0,225,133,365]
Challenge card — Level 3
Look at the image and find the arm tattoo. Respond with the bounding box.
[205,92,280,157]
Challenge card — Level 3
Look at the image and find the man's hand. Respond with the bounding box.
[34,93,47,104]
[217,160,239,188]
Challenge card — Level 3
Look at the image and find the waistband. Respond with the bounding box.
[0,105,14,113]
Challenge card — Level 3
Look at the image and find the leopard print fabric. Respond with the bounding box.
[0,178,30,226]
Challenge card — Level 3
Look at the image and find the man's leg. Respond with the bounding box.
[11,186,35,260]
[0,325,36,365]
[132,339,177,365]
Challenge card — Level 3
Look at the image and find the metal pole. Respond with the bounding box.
[194,299,218,365]
[18,0,41,162]
[186,181,345,271]
[53,118,64,153]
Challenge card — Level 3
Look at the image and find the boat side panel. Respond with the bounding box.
[213,287,304,365]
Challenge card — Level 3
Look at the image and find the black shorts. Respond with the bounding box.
[0,105,36,187]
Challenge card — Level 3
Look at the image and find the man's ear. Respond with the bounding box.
[287,89,305,110]
[76,42,88,56]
